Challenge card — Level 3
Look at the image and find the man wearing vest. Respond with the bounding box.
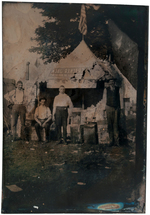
[34,97,52,143]
[4,80,27,141]
[53,85,73,144]
[105,78,123,146]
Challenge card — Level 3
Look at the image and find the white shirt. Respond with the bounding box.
[4,88,25,105]
[35,105,51,119]
[53,93,73,115]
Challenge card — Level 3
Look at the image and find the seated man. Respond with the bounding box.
[34,97,51,143]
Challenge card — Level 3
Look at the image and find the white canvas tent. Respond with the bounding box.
[42,40,136,104]
[38,40,137,105]
[4,40,137,115]
[45,40,105,88]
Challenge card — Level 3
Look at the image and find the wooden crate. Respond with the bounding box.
[70,125,81,144]
[97,120,109,144]
[81,122,98,145]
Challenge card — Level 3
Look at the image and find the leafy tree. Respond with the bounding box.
[29,3,113,64]
[30,3,145,64]
[29,3,147,90]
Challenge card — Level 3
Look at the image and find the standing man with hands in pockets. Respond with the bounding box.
[53,85,73,144]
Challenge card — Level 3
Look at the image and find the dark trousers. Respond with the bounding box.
[12,104,26,139]
[55,107,68,141]
[35,119,50,141]
[106,105,120,143]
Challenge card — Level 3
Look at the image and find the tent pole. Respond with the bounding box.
[82,34,84,40]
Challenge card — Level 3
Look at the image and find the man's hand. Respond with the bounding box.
[38,121,42,126]
[42,122,46,127]
[9,100,14,105]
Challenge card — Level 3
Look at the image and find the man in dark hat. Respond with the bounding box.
[104,78,122,146]
[34,97,52,143]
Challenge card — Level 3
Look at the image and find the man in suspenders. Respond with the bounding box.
[4,81,27,141]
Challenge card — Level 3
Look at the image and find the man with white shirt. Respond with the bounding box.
[53,85,73,144]
[34,97,52,143]
[4,81,27,141]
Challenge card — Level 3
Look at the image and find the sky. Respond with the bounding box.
[3,2,53,81]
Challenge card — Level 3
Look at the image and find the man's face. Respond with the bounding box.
[59,86,65,94]
[17,83,23,90]
[40,99,46,106]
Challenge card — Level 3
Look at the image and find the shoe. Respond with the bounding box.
[55,140,61,145]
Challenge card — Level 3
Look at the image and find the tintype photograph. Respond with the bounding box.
[2,1,148,213]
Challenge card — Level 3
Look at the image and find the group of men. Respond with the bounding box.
[5,82,73,144]
[34,85,73,144]
[4,76,122,147]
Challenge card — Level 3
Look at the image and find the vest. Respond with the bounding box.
[106,87,120,109]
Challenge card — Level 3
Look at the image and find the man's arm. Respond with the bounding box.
[34,108,42,126]
[68,97,73,117]
[4,90,15,103]
[68,97,73,109]
[23,91,28,107]
[42,108,52,126]
[52,97,56,121]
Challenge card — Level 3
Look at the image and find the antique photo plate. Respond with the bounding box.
[2,1,148,213]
